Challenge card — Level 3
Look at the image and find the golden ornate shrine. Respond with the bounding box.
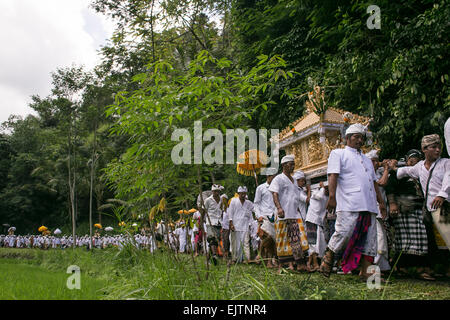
[277,86,373,179]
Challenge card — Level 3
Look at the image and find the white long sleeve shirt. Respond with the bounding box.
[297,187,308,221]
[306,187,328,226]
[221,210,230,230]
[254,182,276,219]
[397,157,450,211]
[174,227,187,247]
[228,197,254,232]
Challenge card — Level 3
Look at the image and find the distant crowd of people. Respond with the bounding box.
[0,233,157,251]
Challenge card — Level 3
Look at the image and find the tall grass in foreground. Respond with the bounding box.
[104,242,284,300]
[1,248,449,300]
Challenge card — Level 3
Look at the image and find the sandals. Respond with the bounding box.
[308,263,320,273]
[418,272,436,281]
[319,251,334,277]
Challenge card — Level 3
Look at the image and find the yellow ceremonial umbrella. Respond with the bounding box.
[94,223,102,229]
[228,193,239,207]
[179,208,195,216]
[38,226,48,233]
[236,149,268,186]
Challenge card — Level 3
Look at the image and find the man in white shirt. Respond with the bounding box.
[254,172,277,221]
[229,186,254,264]
[366,150,391,273]
[8,235,15,248]
[394,134,450,269]
[203,184,224,265]
[319,123,387,280]
[269,155,309,272]
[174,223,187,253]
[254,169,277,268]
[396,134,449,214]
[305,181,329,271]
[293,170,310,221]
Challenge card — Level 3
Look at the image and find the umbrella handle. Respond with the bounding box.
[253,170,259,186]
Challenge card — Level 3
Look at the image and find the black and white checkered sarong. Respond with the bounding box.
[392,209,428,256]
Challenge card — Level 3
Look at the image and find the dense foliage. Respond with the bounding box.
[232,0,449,158]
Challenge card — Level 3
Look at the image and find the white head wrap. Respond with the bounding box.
[421,134,440,150]
[292,170,305,180]
[345,123,366,136]
[211,184,221,191]
[237,186,248,193]
[280,154,295,164]
[264,167,278,176]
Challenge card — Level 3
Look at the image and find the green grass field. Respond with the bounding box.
[0,247,449,300]
[0,260,107,300]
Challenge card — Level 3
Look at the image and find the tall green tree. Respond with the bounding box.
[231,0,449,158]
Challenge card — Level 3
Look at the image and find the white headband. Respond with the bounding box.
[345,123,366,136]
[293,170,305,180]
[281,154,295,164]
[237,186,248,193]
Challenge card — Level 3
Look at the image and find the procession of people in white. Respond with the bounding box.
[0,233,158,251]
[1,121,449,281]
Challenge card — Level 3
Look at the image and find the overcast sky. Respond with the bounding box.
[0,0,115,124]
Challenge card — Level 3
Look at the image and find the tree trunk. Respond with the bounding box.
[68,128,76,250]
[89,119,98,251]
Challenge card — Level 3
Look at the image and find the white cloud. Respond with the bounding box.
[0,0,115,124]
